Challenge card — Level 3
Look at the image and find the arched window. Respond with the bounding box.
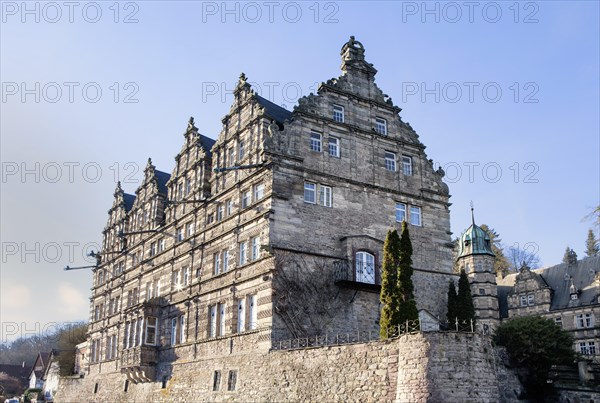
[355,251,375,284]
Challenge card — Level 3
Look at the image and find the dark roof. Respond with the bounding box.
[154,170,171,195]
[123,193,136,212]
[199,135,216,158]
[497,255,600,314]
[29,351,51,379]
[538,255,600,310]
[457,223,494,259]
[256,95,292,124]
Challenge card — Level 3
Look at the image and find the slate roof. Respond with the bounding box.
[199,135,216,158]
[123,193,136,212]
[496,255,600,317]
[256,95,292,124]
[29,351,51,380]
[154,170,171,195]
[0,363,29,381]
[457,223,494,259]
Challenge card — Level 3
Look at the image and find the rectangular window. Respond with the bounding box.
[304,182,316,204]
[580,342,588,355]
[333,104,344,123]
[227,370,237,391]
[375,117,387,135]
[527,294,534,305]
[254,183,265,201]
[186,177,192,196]
[226,199,233,216]
[520,296,527,307]
[209,306,217,338]
[177,183,183,199]
[146,282,152,301]
[158,238,165,252]
[228,147,235,166]
[223,250,229,272]
[207,213,214,224]
[186,222,194,238]
[172,270,180,290]
[183,267,189,286]
[577,313,594,328]
[217,204,224,221]
[238,140,245,160]
[410,206,422,226]
[150,242,156,257]
[586,313,594,327]
[589,342,596,355]
[176,227,184,242]
[212,371,221,391]
[479,288,485,295]
[329,137,340,158]
[218,303,226,336]
[239,242,247,265]
[248,294,257,330]
[237,298,246,333]
[145,317,157,345]
[310,131,322,152]
[555,317,562,328]
[318,185,332,207]
[241,191,250,209]
[170,318,177,345]
[402,155,413,176]
[179,315,186,344]
[395,203,407,222]
[251,237,260,260]
[123,322,130,349]
[214,253,221,275]
[385,152,396,172]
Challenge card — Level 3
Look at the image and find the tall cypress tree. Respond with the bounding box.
[447,280,458,324]
[397,221,419,324]
[456,269,475,325]
[586,229,599,257]
[380,229,402,338]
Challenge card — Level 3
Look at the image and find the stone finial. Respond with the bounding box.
[145,158,155,171]
[114,181,123,196]
[341,35,365,61]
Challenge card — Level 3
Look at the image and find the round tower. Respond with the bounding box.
[456,208,500,331]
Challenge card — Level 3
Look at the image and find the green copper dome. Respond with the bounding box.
[457,216,495,259]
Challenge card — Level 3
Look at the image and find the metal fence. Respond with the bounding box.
[272,319,488,351]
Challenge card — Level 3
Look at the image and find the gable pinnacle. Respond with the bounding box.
[470,201,475,226]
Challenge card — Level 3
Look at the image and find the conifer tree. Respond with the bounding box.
[562,246,578,265]
[480,224,510,275]
[456,270,475,325]
[586,229,599,257]
[397,221,419,324]
[380,229,402,338]
[446,280,458,324]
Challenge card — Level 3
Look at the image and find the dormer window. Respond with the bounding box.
[333,104,344,123]
[375,117,387,135]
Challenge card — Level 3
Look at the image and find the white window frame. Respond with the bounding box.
[253,183,265,201]
[145,317,157,345]
[310,131,322,152]
[218,303,226,336]
[237,298,246,333]
[176,227,184,242]
[329,137,340,158]
[228,147,235,166]
[186,222,194,237]
[402,155,413,176]
[318,185,332,207]
[395,203,407,222]
[241,191,250,209]
[209,306,217,338]
[179,315,186,344]
[226,199,233,216]
[520,295,527,306]
[239,242,248,265]
[238,140,245,160]
[248,294,257,330]
[214,253,221,275]
[251,237,260,260]
[385,151,397,172]
[527,294,534,306]
[217,205,224,221]
[355,251,376,284]
[304,182,316,204]
[375,117,387,135]
[183,267,189,286]
[222,250,229,272]
[333,104,344,123]
[158,238,165,252]
[410,206,422,226]
[170,317,177,345]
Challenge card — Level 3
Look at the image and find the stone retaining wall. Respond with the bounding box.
[56,332,520,403]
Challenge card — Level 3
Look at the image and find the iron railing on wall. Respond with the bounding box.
[271,319,489,351]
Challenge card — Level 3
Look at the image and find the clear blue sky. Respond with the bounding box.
[1,1,598,342]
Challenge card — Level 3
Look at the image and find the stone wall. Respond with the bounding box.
[56,331,521,403]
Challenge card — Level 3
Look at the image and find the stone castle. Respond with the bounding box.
[56,37,525,402]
